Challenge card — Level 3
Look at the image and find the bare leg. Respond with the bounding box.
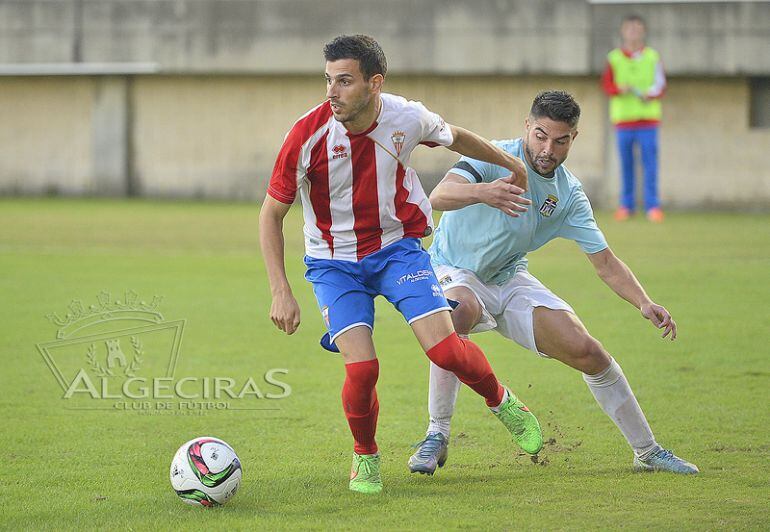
[533,307,657,456]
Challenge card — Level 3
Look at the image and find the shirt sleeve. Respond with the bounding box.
[448,156,494,184]
[646,58,667,99]
[447,140,509,184]
[601,60,621,96]
[413,101,454,148]
[558,188,609,254]
[267,128,306,204]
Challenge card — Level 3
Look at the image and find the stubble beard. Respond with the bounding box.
[524,141,559,177]
[335,93,371,127]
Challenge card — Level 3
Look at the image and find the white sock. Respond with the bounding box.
[583,357,658,457]
[489,387,508,413]
[427,361,462,439]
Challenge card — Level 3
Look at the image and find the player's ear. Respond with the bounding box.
[369,73,384,92]
[572,129,579,141]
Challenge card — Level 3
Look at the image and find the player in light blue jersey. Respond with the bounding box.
[408,91,698,475]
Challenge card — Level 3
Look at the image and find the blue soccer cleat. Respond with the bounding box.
[633,447,699,474]
[408,432,449,475]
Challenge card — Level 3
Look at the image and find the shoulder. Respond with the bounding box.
[491,138,522,156]
[645,47,661,60]
[382,93,435,121]
[284,101,333,146]
[607,48,623,61]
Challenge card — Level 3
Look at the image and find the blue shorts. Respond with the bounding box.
[304,238,451,351]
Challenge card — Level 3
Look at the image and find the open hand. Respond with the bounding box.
[641,302,677,340]
[481,175,531,218]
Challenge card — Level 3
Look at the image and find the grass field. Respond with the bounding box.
[1,198,769,530]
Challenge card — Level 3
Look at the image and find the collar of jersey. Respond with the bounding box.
[344,119,378,138]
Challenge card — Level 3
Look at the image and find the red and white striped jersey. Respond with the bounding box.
[267,93,454,262]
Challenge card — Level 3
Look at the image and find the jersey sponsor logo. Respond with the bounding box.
[331,144,348,160]
[539,194,559,217]
[438,275,453,287]
[396,269,433,285]
[391,130,406,156]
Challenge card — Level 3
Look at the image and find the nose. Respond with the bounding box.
[326,81,336,100]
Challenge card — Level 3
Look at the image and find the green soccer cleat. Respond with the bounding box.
[493,388,543,455]
[349,452,383,494]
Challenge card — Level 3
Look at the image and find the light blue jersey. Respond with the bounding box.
[429,138,608,285]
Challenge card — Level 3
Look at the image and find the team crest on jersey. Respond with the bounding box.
[439,275,453,287]
[539,194,559,217]
[391,131,406,156]
[331,144,348,160]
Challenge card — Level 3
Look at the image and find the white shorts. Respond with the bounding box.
[434,264,575,357]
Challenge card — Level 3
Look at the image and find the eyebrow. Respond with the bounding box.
[325,73,354,80]
[534,126,571,141]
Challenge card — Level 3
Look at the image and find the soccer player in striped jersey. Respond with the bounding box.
[259,34,542,494]
[408,90,698,476]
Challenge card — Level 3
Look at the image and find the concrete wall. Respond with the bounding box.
[2,0,769,75]
[130,75,606,201]
[2,73,768,208]
[591,2,770,75]
[1,0,769,207]
[0,77,93,194]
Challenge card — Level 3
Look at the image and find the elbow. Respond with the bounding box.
[446,125,464,153]
[429,189,446,211]
[591,249,616,279]
[596,265,613,283]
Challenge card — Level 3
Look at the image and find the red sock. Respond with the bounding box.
[426,333,504,408]
[341,359,379,455]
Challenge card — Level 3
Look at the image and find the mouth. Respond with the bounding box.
[330,101,343,112]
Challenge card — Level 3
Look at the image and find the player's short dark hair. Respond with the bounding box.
[323,35,387,80]
[622,14,646,27]
[529,90,581,129]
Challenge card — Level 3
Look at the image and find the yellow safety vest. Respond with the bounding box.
[607,47,663,124]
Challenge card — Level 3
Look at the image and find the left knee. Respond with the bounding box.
[571,336,611,374]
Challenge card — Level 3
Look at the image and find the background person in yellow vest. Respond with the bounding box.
[602,14,666,223]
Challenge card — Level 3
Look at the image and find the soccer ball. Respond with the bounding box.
[169,437,242,507]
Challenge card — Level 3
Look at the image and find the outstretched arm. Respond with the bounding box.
[588,247,677,340]
[429,173,531,216]
[447,125,528,190]
[259,195,301,335]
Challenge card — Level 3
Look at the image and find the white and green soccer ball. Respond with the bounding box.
[170,437,242,507]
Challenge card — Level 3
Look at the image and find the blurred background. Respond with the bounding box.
[0,0,768,209]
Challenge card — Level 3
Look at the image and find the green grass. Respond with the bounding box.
[1,198,768,530]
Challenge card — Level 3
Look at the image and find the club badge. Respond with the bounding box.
[539,194,559,217]
[391,130,406,156]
